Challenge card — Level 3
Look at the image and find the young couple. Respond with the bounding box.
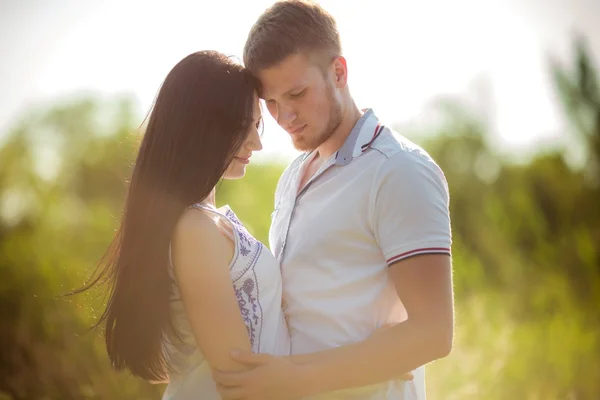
[88,1,454,399]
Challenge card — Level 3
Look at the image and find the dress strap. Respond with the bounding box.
[168,203,239,279]
[187,203,236,241]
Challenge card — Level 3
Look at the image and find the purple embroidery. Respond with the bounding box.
[235,278,259,345]
[226,208,264,352]
[225,209,244,227]
[233,262,263,351]
[239,233,251,257]
[226,209,257,257]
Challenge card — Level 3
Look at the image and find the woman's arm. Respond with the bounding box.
[171,209,252,372]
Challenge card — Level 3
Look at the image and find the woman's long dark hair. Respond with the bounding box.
[74,51,259,380]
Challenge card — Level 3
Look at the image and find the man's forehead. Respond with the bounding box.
[257,56,318,97]
[259,72,315,99]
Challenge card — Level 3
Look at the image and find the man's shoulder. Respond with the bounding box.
[368,126,448,191]
[370,126,439,170]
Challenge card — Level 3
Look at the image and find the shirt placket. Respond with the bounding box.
[275,154,337,264]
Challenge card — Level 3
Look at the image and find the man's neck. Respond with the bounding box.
[316,101,362,161]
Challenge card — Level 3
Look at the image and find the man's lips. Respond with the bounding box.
[288,124,307,135]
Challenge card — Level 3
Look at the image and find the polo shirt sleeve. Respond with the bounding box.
[370,150,452,265]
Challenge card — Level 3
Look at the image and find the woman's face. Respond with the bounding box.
[223,94,264,180]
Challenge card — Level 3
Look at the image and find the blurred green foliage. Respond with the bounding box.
[1,39,598,399]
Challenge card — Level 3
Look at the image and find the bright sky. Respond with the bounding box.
[1,0,599,161]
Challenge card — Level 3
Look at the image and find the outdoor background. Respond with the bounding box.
[1,0,599,399]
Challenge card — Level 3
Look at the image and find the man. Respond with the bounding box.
[214,1,454,398]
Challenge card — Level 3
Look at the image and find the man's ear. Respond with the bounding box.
[332,56,348,88]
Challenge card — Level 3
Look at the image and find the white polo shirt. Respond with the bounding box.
[269,109,452,399]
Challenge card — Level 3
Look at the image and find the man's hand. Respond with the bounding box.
[213,350,305,400]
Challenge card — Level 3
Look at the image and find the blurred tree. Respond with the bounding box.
[425,36,600,399]
[551,35,600,187]
[0,95,162,399]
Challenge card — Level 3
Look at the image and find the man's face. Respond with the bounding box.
[257,52,343,152]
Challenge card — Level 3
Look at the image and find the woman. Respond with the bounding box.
[80,50,289,399]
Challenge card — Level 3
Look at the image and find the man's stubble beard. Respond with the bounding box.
[293,84,343,152]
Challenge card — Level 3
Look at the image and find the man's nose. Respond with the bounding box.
[276,103,297,127]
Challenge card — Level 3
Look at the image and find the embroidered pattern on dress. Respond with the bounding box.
[226,208,264,352]
[226,209,256,254]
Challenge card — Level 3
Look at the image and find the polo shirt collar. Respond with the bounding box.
[335,108,382,166]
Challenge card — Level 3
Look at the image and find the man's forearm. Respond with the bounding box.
[292,319,452,397]
[286,323,398,366]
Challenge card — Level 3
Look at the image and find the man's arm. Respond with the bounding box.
[290,253,453,396]
[293,150,454,392]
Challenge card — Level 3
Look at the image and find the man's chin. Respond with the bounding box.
[291,136,320,153]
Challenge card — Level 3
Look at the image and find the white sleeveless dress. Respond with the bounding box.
[162,204,291,400]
